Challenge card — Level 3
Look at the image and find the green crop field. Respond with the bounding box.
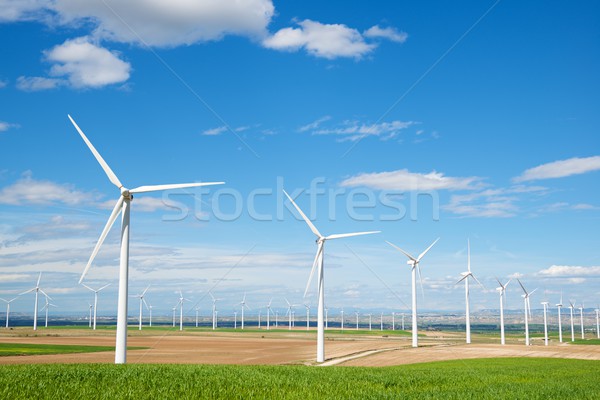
[0,343,145,356]
[1,358,599,399]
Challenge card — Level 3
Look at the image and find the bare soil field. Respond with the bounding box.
[1,328,599,366]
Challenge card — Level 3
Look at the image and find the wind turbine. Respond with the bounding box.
[284,189,379,363]
[284,298,296,330]
[568,300,576,342]
[0,297,18,328]
[147,303,153,327]
[41,294,57,328]
[234,311,238,329]
[340,309,344,331]
[541,300,549,346]
[304,304,311,330]
[556,293,564,343]
[495,278,511,345]
[392,312,395,331]
[69,115,223,364]
[595,306,599,339]
[82,283,110,330]
[266,298,273,331]
[19,272,47,331]
[195,306,200,328]
[386,238,439,347]
[176,291,189,331]
[132,285,150,331]
[517,279,536,346]
[209,293,221,330]
[172,306,176,327]
[380,312,384,331]
[87,303,93,328]
[457,239,484,344]
[579,303,585,339]
[355,311,359,330]
[367,313,372,331]
[238,293,250,330]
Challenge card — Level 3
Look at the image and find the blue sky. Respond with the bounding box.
[0,1,599,319]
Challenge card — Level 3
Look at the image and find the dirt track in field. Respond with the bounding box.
[1,329,599,366]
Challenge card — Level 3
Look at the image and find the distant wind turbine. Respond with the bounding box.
[82,283,110,330]
[19,272,47,331]
[41,294,57,328]
[147,303,153,327]
[132,285,150,331]
[386,238,439,347]
[239,293,251,330]
[355,311,359,330]
[340,309,344,331]
[556,293,564,343]
[195,306,200,328]
[68,115,223,364]
[541,300,549,346]
[87,303,93,328]
[172,306,177,327]
[209,293,221,330]
[495,278,511,345]
[568,300,576,342]
[595,306,599,339]
[284,189,379,362]
[457,239,484,344]
[380,312,384,331]
[266,298,273,331]
[517,279,536,346]
[304,304,311,330]
[284,298,295,330]
[177,291,189,331]
[0,297,18,328]
[367,313,372,331]
[579,303,585,339]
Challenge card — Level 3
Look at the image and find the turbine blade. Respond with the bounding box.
[385,241,416,261]
[495,277,503,288]
[141,285,150,297]
[417,238,440,261]
[456,275,468,285]
[471,274,485,289]
[283,190,322,238]
[303,242,323,298]
[98,283,111,292]
[517,279,527,294]
[417,264,425,299]
[68,115,123,189]
[530,288,538,296]
[504,279,511,289]
[326,231,380,240]
[39,289,51,300]
[143,298,149,310]
[79,196,124,284]
[36,272,42,287]
[19,288,35,296]
[81,284,95,292]
[130,182,224,194]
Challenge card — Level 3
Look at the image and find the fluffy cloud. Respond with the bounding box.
[538,265,600,277]
[363,25,407,42]
[341,169,483,191]
[443,189,518,218]
[514,156,600,182]
[16,76,63,91]
[0,0,50,22]
[298,115,331,132]
[263,20,378,59]
[0,173,98,206]
[311,120,415,141]
[0,121,19,132]
[202,126,228,136]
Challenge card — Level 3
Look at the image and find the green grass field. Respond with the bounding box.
[1,358,599,399]
[0,343,145,356]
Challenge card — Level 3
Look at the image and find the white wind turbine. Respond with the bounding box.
[19,272,47,331]
[176,291,190,331]
[234,311,238,329]
[0,297,18,328]
[172,306,176,327]
[595,306,599,339]
[238,293,251,330]
[392,312,395,331]
[340,309,344,331]
[69,115,223,364]
[517,279,536,346]
[266,298,273,331]
[579,303,585,339]
[284,189,380,363]
[284,298,295,330]
[495,278,511,345]
[195,306,200,328]
[209,293,221,330]
[82,283,110,330]
[568,300,576,342]
[380,312,384,331]
[132,285,150,331]
[541,300,549,346]
[147,303,153,327]
[355,311,360,330]
[304,304,311,330]
[457,239,484,344]
[87,303,93,328]
[386,238,439,348]
[367,313,372,331]
[41,294,57,328]
[556,293,564,343]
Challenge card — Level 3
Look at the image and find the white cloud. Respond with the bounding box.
[363,25,407,43]
[0,173,98,206]
[0,0,50,22]
[263,19,376,59]
[202,126,228,136]
[45,37,131,88]
[0,79,7,88]
[514,156,600,182]
[0,121,19,132]
[53,0,275,47]
[341,169,483,191]
[16,76,63,91]
[538,265,600,277]
[298,115,331,132]
[313,120,415,141]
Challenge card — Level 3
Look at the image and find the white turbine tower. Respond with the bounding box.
[495,278,511,345]
[284,298,295,330]
[355,311,359,330]
[177,291,189,331]
[517,279,536,346]
[195,306,200,328]
[579,303,585,339]
[456,240,484,344]
[20,272,47,331]
[69,115,223,364]
[132,285,150,331]
[87,303,93,328]
[82,283,110,331]
[568,300,576,342]
[147,303,153,327]
[392,312,395,331]
[172,306,176,327]
[541,301,549,346]
[595,306,599,339]
[266,299,273,331]
[0,297,18,328]
[556,293,564,343]
[304,304,311,330]
[209,293,220,330]
[340,309,344,331]
[239,293,251,330]
[386,238,439,348]
[41,294,57,328]
[367,314,372,331]
[284,189,379,363]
